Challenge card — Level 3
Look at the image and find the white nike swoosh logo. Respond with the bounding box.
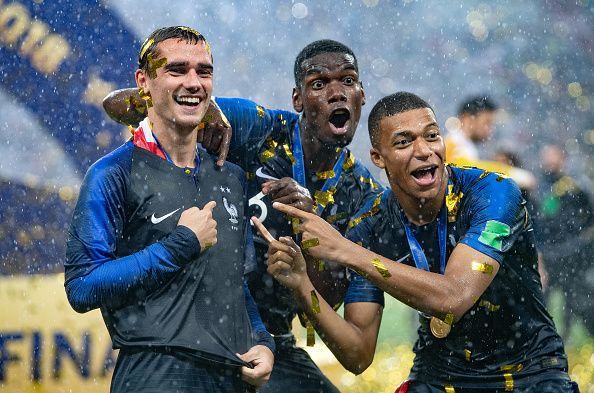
[255,167,279,181]
[151,208,181,224]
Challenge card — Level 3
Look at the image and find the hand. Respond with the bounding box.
[272,202,347,263]
[251,217,308,292]
[102,87,145,127]
[178,201,217,252]
[197,99,232,167]
[237,345,274,388]
[262,177,315,213]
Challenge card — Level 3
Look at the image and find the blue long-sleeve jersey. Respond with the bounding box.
[65,136,274,366]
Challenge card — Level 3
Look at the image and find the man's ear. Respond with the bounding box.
[370,147,385,169]
[360,81,366,106]
[135,69,149,94]
[292,87,303,113]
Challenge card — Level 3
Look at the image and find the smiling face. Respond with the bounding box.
[292,52,365,148]
[371,108,447,207]
[135,38,213,133]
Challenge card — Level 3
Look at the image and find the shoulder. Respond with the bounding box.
[344,152,384,191]
[84,141,134,185]
[347,190,391,235]
[452,165,522,204]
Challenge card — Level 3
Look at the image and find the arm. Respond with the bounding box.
[65,157,215,312]
[213,97,297,159]
[252,218,382,374]
[273,175,523,322]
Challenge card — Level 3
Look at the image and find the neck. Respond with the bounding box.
[300,119,343,173]
[394,170,448,226]
[149,115,198,167]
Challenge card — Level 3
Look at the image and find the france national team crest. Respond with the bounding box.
[222,195,239,229]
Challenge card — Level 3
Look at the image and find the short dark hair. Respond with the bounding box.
[293,39,358,88]
[457,95,498,116]
[138,26,209,75]
[368,92,433,148]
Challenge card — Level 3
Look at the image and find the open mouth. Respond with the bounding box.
[328,108,351,134]
[174,96,201,107]
[411,165,438,186]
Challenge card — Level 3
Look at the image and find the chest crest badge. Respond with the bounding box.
[223,196,239,224]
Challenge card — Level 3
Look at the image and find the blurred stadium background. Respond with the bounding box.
[0,0,593,391]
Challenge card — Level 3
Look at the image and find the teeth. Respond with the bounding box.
[176,96,201,104]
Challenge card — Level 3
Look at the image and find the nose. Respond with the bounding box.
[413,138,433,160]
[327,81,347,103]
[184,69,203,92]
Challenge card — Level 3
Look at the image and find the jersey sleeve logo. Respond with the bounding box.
[478,220,511,251]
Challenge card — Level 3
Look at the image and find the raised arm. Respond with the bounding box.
[251,217,382,374]
[272,176,523,323]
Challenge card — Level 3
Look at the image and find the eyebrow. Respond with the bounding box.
[304,63,357,77]
[165,61,213,71]
[390,122,439,137]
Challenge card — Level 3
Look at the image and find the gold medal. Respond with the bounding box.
[430,316,451,338]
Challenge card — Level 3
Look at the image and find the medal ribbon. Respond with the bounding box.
[398,200,448,274]
[292,122,347,215]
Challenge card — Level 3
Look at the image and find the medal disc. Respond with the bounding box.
[430,316,451,338]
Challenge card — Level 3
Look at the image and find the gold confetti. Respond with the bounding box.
[445,184,463,222]
[139,38,154,62]
[342,151,355,170]
[185,169,191,175]
[245,172,256,180]
[479,299,500,312]
[125,95,146,114]
[265,137,278,149]
[348,194,382,228]
[256,105,265,118]
[147,53,167,79]
[471,261,493,274]
[465,349,471,361]
[316,169,336,180]
[316,259,326,271]
[138,87,153,108]
[301,238,320,250]
[503,373,513,391]
[128,125,135,135]
[372,258,391,278]
[283,144,296,165]
[314,190,334,207]
[178,26,201,36]
[326,211,347,224]
[444,313,454,325]
[311,290,321,314]
[478,170,490,180]
[306,321,315,346]
[445,385,456,393]
[291,217,300,234]
[359,176,379,189]
[260,149,275,162]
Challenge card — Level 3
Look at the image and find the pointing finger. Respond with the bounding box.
[251,216,275,243]
[203,200,217,211]
[273,202,309,219]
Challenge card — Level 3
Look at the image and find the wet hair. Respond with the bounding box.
[293,39,358,88]
[457,95,498,116]
[138,26,209,75]
[368,92,433,148]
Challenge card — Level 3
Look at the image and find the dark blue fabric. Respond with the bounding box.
[65,142,198,312]
[64,140,273,352]
[342,165,568,388]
